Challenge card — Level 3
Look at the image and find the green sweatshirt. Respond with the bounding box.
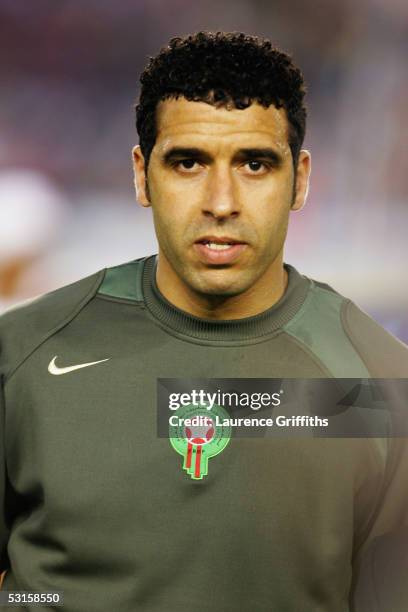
[1,256,407,611]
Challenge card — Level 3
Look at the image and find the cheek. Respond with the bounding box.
[240,170,293,206]
[150,173,198,219]
[151,189,205,245]
[248,192,291,236]
[151,205,176,243]
[151,196,191,251]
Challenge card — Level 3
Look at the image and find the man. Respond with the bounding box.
[1,31,407,611]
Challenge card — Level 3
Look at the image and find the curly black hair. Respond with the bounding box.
[135,31,307,171]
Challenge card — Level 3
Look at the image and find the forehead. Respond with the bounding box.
[154,97,290,155]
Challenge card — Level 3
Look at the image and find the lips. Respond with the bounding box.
[194,236,247,264]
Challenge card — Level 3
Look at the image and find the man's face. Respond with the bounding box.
[133,97,310,298]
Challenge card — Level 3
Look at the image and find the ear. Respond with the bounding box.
[291,150,311,212]
[132,145,151,207]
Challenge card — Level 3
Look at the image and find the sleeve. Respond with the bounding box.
[351,436,408,611]
[0,375,9,573]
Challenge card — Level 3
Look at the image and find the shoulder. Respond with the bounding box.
[341,298,408,377]
[284,269,408,377]
[0,256,151,381]
[0,268,105,380]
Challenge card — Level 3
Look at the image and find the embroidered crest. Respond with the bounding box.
[169,403,231,480]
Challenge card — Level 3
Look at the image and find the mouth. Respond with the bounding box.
[194,236,247,264]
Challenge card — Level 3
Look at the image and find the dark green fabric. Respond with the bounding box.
[141,256,310,343]
[284,284,370,378]
[1,257,408,611]
[0,380,7,574]
[342,300,408,377]
[99,258,146,302]
[0,269,105,381]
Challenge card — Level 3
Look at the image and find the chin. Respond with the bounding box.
[198,286,243,298]
[189,272,252,298]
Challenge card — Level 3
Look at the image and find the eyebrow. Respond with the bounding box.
[162,147,212,165]
[161,146,284,167]
[233,148,283,166]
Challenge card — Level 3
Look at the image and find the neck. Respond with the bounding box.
[155,253,288,320]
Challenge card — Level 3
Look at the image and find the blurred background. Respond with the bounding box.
[0,0,407,341]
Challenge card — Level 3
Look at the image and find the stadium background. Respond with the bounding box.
[1,0,407,342]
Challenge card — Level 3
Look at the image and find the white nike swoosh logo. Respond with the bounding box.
[48,356,110,375]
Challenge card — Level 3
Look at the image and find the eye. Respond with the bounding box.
[175,159,200,172]
[245,160,267,173]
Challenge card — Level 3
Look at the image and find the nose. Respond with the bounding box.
[202,165,240,220]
